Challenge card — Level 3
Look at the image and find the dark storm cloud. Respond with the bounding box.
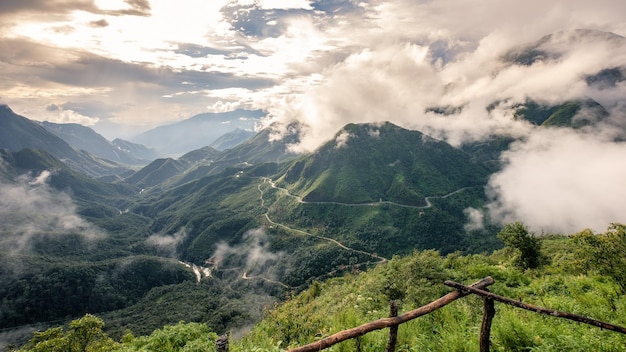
[221,1,365,40]
[43,53,274,90]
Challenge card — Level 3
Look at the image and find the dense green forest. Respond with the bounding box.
[14,223,626,351]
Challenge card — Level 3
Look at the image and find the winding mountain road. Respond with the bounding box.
[260,177,472,209]
[258,178,388,264]
[253,177,475,287]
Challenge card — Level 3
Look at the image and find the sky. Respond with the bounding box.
[2,0,626,233]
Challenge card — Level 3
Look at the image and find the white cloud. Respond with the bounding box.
[145,227,188,258]
[486,129,626,233]
[334,130,351,149]
[212,228,282,275]
[0,170,104,254]
[464,207,485,232]
[258,0,312,10]
[48,108,100,125]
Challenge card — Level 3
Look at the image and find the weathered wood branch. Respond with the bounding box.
[444,280,626,335]
[287,277,494,352]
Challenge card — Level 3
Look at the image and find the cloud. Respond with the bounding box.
[0,169,105,254]
[45,104,100,125]
[145,228,188,258]
[486,129,626,234]
[464,207,485,232]
[0,0,150,19]
[89,19,109,28]
[334,130,351,149]
[0,0,95,16]
[262,27,626,151]
[212,228,282,276]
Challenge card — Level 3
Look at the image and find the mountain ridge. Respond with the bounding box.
[131,109,266,155]
[0,105,129,177]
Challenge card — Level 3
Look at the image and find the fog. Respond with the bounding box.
[0,170,104,255]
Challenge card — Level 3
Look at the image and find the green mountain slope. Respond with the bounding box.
[123,127,299,190]
[209,128,255,151]
[16,231,626,351]
[41,121,155,165]
[125,158,189,188]
[279,122,489,205]
[128,122,495,298]
[515,99,609,128]
[0,105,129,177]
[239,235,626,351]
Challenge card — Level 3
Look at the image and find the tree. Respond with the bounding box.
[20,314,118,352]
[497,222,544,270]
[571,223,626,293]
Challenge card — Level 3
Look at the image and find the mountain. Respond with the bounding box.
[514,99,609,129]
[124,157,189,188]
[1,148,137,210]
[112,138,162,162]
[209,128,255,151]
[130,121,495,293]
[41,121,158,165]
[0,105,129,177]
[504,29,626,66]
[278,122,489,205]
[124,126,299,189]
[1,118,498,346]
[131,109,266,155]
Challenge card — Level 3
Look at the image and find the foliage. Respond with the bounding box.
[497,222,545,270]
[19,314,118,352]
[235,235,626,351]
[18,316,221,352]
[0,256,194,329]
[113,322,219,352]
[571,223,626,293]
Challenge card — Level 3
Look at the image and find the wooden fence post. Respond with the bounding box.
[386,300,399,352]
[216,334,229,352]
[479,289,495,352]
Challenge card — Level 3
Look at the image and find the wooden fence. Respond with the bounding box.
[285,276,626,352]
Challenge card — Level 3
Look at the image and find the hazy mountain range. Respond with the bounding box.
[130,109,265,156]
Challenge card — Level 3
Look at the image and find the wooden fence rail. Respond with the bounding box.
[285,276,626,352]
[287,277,494,352]
[445,280,626,334]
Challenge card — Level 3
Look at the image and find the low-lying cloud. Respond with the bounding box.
[486,129,626,234]
[212,228,282,276]
[0,170,104,254]
[145,227,188,258]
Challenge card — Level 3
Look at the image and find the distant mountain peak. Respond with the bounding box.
[504,29,626,66]
[131,109,266,155]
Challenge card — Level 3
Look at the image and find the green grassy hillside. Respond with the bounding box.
[236,226,626,351]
